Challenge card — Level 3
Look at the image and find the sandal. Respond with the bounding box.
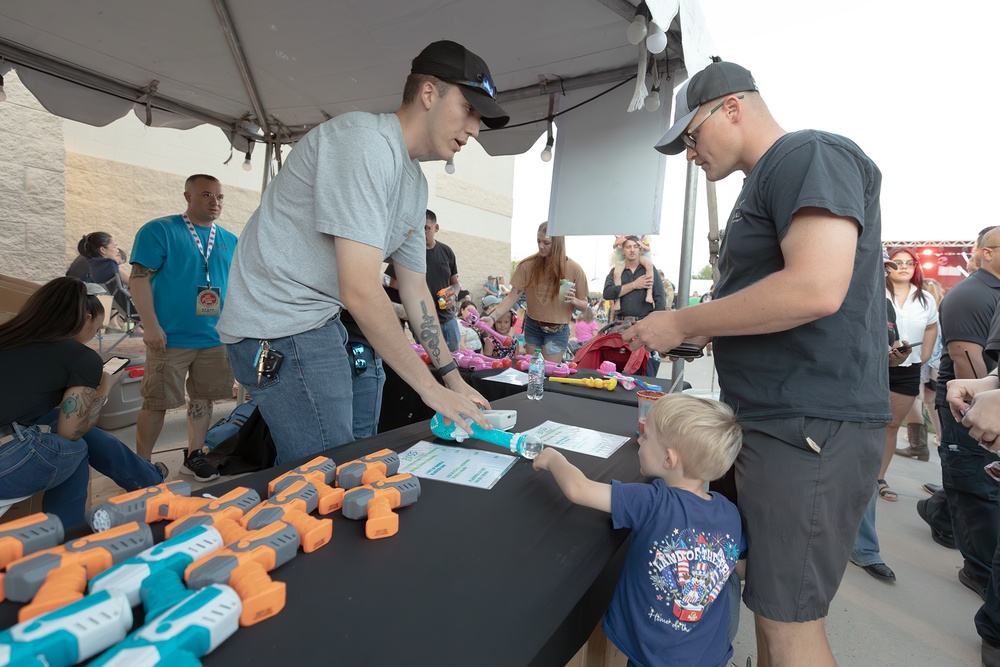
[877,479,898,502]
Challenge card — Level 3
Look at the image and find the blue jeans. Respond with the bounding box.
[227,317,355,465]
[0,422,163,529]
[349,341,385,440]
[522,315,570,355]
[938,406,1000,589]
[408,316,460,353]
[850,486,882,566]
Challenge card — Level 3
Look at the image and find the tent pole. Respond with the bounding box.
[260,139,274,198]
[670,160,699,390]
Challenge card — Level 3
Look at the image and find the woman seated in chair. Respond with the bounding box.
[0,277,167,528]
[76,231,139,327]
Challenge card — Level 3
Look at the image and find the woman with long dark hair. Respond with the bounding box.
[489,222,589,363]
[877,247,939,501]
[73,231,130,287]
[0,277,166,527]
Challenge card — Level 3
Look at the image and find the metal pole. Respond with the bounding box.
[671,160,699,390]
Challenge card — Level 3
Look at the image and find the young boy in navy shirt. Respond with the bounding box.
[533,393,745,667]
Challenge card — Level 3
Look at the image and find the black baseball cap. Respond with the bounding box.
[411,40,510,129]
[654,61,758,155]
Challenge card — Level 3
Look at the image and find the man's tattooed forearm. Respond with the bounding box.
[130,263,157,280]
[418,300,443,367]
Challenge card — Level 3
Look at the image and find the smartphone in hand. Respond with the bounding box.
[102,356,131,375]
[898,342,921,353]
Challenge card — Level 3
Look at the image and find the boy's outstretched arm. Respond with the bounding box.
[533,449,612,513]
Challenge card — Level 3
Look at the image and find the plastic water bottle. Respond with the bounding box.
[516,435,545,459]
[527,350,545,400]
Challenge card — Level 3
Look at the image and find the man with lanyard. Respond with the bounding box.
[602,235,666,324]
[130,174,238,482]
[216,41,508,465]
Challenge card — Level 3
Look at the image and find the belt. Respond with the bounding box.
[0,422,17,446]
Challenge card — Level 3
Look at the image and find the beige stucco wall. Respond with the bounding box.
[0,74,67,282]
[63,154,259,269]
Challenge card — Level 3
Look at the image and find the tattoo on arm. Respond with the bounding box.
[187,400,210,421]
[130,263,157,280]
[64,387,104,440]
[417,300,443,367]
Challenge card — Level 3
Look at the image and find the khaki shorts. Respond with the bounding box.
[735,416,883,622]
[141,346,234,411]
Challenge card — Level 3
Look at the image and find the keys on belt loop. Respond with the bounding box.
[255,340,271,384]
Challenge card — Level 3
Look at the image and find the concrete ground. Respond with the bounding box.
[88,333,983,666]
[666,355,983,666]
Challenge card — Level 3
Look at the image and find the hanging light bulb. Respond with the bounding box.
[445,159,456,174]
[644,88,660,112]
[626,15,647,45]
[0,75,6,103]
[646,22,668,54]
[242,151,252,171]
[540,134,554,163]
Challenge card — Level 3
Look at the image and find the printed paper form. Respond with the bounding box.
[480,368,529,385]
[522,421,631,459]
[398,441,518,490]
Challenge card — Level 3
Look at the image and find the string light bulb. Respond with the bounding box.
[646,22,667,54]
[540,125,554,162]
[242,151,252,171]
[644,88,660,112]
[626,15,648,45]
[445,159,456,174]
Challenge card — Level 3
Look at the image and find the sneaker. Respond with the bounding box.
[959,567,987,602]
[154,461,169,482]
[181,450,220,482]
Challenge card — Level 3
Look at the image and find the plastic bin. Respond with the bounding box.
[97,364,144,430]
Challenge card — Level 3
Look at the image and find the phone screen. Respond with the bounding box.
[103,357,130,375]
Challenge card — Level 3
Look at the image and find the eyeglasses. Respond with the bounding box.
[200,192,225,202]
[682,95,744,149]
[894,260,917,268]
[452,72,497,100]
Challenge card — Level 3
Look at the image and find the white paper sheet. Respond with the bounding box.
[480,368,529,386]
[522,421,631,459]
[398,441,518,490]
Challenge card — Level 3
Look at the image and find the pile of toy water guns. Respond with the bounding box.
[545,361,663,392]
[0,450,419,666]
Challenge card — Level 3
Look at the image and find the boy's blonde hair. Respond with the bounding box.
[645,393,742,482]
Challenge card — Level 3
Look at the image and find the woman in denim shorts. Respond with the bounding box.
[487,222,590,363]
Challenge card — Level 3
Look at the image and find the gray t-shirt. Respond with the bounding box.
[713,130,891,422]
[217,112,427,342]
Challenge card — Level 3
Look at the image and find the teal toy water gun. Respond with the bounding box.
[429,412,543,459]
[0,589,132,667]
[90,570,240,666]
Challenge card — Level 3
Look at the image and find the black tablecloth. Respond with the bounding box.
[1,393,644,666]
[544,369,690,407]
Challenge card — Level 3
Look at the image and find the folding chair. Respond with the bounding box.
[88,279,140,353]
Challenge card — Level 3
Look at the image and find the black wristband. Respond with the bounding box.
[431,360,459,379]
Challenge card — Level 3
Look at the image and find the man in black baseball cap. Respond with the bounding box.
[217,40,506,462]
[411,40,509,129]
[629,59,889,664]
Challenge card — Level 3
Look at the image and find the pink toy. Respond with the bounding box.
[454,350,512,372]
[410,343,431,365]
[598,361,618,375]
[515,356,577,378]
[461,305,513,347]
[603,371,636,390]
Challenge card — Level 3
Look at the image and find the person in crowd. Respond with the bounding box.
[497,275,510,296]
[482,307,523,360]
[72,231,137,326]
[488,222,588,364]
[947,302,1000,666]
[850,250,910,583]
[130,174,238,482]
[482,275,500,301]
[919,226,1000,601]
[609,235,654,309]
[688,291,701,306]
[0,278,167,528]
[603,235,666,323]
[905,277,945,454]
[216,41,504,465]
[872,247,938,501]
[533,392,745,666]
[385,210,461,352]
[627,61,887,665]
[481,294,502,317]
[574,307,600,345]
[457,301,483,352]
[658,270,676,310]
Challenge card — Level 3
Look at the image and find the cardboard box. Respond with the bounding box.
[0,273,39,323]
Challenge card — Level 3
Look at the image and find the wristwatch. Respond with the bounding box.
[431,360,458,379]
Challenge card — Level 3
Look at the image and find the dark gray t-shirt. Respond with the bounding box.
[713,130,890,422]
[385,241,459,323]
[935,270,1000,406]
